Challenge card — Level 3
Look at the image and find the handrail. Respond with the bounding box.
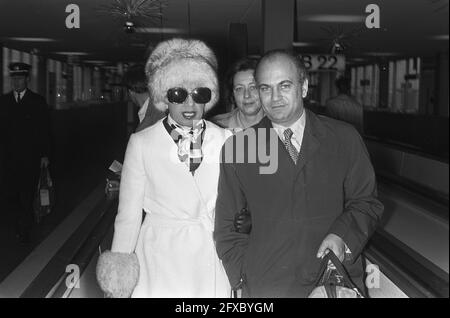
[364,229,449,298]
[49,195,118,298]
[19,193,118,298]
[377,172,449,217]
[364,134,449,164]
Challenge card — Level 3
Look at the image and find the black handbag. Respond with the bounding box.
[308,250,365,298]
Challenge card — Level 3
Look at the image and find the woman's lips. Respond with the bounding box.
[182,111,196,119]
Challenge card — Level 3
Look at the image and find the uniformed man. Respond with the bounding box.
[1,62,51,244]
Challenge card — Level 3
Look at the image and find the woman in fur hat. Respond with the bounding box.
[97,38,232,298]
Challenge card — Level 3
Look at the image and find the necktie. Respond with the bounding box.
[16,92,21,103]
[283,128,299,164]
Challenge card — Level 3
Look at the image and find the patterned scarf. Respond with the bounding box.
[164,116,205,174]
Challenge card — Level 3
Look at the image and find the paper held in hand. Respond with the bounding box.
[109,160,123,174]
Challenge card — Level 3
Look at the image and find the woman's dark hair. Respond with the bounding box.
[123,64,147,94]
[225,57,259,107]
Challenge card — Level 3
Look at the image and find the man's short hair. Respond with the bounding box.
[256,49,308,85]
[225,57,259,106]
[123,64,147,94]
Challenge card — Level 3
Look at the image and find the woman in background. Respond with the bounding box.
[212,58,264,131]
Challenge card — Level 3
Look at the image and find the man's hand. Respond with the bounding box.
[317,233,345,262]
[40,157,49,168]
[234,208,252,234]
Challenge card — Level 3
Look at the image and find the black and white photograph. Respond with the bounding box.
[0,0,448,304]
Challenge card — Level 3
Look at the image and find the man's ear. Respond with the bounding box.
[301,79,308,99]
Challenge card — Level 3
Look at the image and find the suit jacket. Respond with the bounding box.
[1,90,51,174]
[214,109,384,297]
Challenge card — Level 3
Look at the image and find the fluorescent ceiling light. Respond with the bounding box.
[84,60,108,64]
[292,42,313,47]
[54,52,90,56]
[134,27,187,34]
[364,52,400,56]
[8,37,57,42]
[300,15,365,23]
[347,58,367,62]
[431,34,449,40]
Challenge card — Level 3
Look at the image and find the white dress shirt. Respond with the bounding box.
[15,89,26,103]
[272,110,306,153]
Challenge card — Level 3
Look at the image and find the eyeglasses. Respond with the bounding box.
[167,87,212,104]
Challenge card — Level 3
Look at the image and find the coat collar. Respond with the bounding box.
[255,108,326,138]
[8,89,30,103]
[295,109,323,177]
[256,109,326,176]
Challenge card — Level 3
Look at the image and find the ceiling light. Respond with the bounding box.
[300,15,365,23]
[134,27,187,34]
[84,60,108,64]
[292,42,314,47]
[364,52,400,56]
[8,37,57,42]
[347,58,367,62]
[431,34,449,40]
[54,52,90,56]
[124,21,135,34]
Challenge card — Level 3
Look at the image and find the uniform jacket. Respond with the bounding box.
[1,90,50,169]
[214,109,383,297]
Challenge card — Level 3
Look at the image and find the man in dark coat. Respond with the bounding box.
[1,62,51,244]
[214,50,383,297]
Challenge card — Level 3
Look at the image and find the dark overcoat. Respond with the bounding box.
[214,109,384,297]
[1,90,50,189]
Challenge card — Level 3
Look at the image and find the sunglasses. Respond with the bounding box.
[167,87,212,104]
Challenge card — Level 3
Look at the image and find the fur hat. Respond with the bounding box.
[96,251,139,298]
[145,38,219,112]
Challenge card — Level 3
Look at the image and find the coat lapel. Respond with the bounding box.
[258,116,297,176]
[7,92,15,104]
[20,90,28,104]
[294,110,325,180]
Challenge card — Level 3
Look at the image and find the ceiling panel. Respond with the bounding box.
[0,0,447,64]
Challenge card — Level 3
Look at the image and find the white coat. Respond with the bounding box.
[111,118,232,297]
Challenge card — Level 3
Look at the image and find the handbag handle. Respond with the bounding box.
[313,249,359,291]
